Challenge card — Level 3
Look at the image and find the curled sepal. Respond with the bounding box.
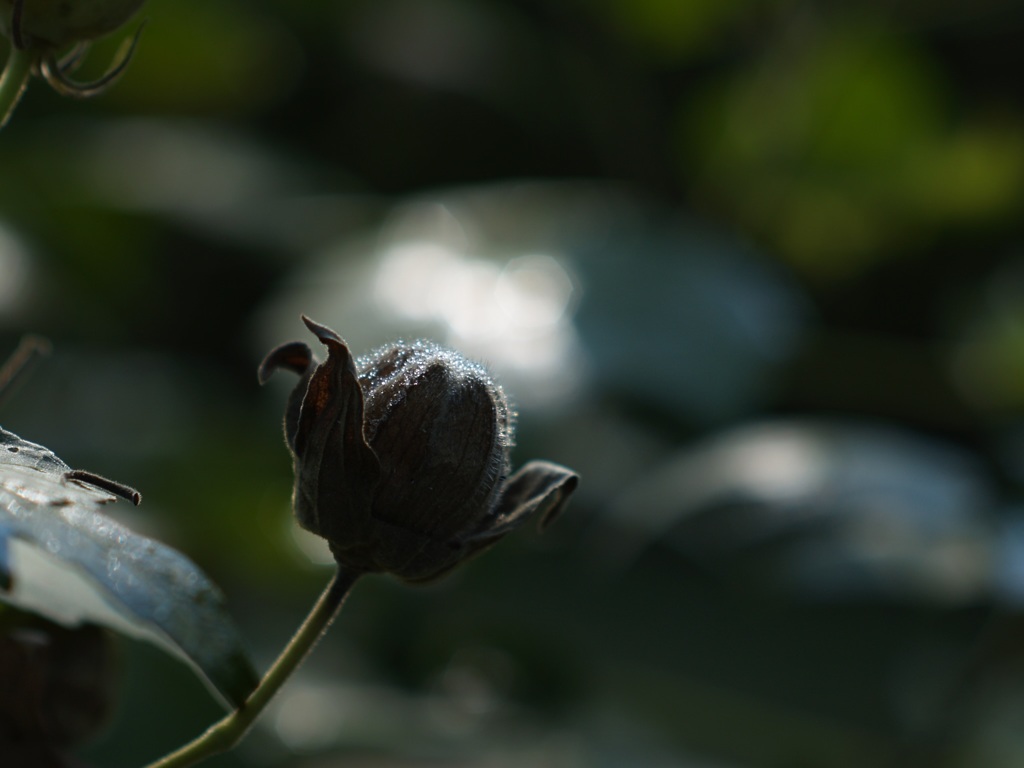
[259,317,382,554]
[445,461,579,577]
[37,22,143,98]
[258,341,314,383]
[259,339,314,454]
[55,42,91,73]
[292,317,382,545]
[489,460,579,533]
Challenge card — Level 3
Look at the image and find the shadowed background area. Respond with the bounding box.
[2,0,1024,766]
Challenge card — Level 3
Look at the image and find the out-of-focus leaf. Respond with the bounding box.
[602,420,996,603]
[0,427,258,709]
[951,259,1024,412]
[678,24,1024,275]
[574,217,808,425]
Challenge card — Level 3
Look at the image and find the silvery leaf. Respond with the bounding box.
[0,426,259,709]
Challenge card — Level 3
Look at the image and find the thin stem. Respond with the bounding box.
[143,567,361,768]
[0,45,34,130]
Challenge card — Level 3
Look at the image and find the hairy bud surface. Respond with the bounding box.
[260,316,578,582]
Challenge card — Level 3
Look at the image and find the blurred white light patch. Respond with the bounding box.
[267,679,443,753]
[347,0,505,94]
[265,675,521,755]
[718,428,828,503]
[85,120,302,217]
[373,242,463,322]
[374,242,584,407]
[271,682,356,753]
[497,255,575,330]
[0,222,32,315]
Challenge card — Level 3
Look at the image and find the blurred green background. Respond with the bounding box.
[2,0,1024,766]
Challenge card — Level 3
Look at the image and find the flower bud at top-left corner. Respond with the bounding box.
[0,0,145,49]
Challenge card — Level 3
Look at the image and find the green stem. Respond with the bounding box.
[143,567,361,768]
[0,45,33,130]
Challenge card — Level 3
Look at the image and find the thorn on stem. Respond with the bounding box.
[64,470,143,506]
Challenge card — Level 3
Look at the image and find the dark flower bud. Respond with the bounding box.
[259,316,578,583]
[0,0,145,49]
[357,340,511,541]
